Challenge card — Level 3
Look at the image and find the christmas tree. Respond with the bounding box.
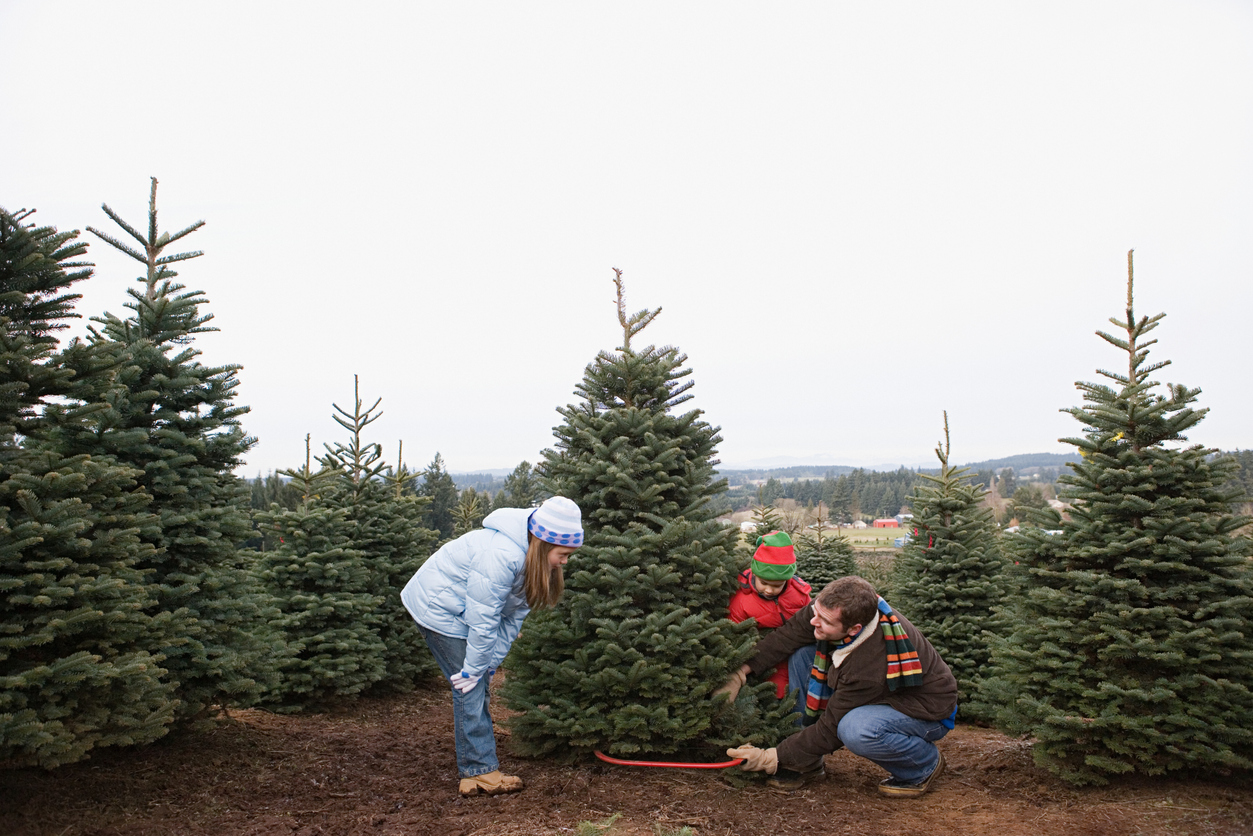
[256,379,439,708]
[419,453,458,542]
[890,412,1010,722]
[253,434,383,710]
[318,378,439,691]
[491,460,543,510]
[987,252,1253,783]
[745,495,784,542]
[56,179,276,723]
[502,270,795,758]
[0,206,176,767]
[452,487,486,535]
[793,505,856,589]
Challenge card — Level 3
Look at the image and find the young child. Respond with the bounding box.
[727,531,813,701]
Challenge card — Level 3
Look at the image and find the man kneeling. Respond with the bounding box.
[719,576,957,797]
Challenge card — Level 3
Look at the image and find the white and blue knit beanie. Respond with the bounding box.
[528,497,584,547]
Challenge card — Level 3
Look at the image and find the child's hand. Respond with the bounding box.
[727,745,778,774]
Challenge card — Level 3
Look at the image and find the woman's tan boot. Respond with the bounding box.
[459,770,524,796]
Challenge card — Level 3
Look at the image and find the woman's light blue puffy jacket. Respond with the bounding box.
[401,507,532,677]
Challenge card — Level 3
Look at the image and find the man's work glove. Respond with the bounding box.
[450,671,482,694]
[727,745,778,774]
[713,667,747,702]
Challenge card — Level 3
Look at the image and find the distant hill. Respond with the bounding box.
[715,452,1078,482]
[956,452,1079,471]
[712,464,862,480]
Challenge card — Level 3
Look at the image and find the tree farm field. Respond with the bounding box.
[3,681,1252,836]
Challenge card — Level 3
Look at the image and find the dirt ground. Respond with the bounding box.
[3,681,1251,836]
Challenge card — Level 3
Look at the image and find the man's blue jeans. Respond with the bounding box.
[837,703,949,784]
[416,624,499,778]
[787,644,817,720]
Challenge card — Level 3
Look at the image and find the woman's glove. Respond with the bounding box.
[727,745,778,774]
[713,667,748,702]
[450,671,482,694]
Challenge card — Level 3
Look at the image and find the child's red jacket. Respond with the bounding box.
[727,568,813,698]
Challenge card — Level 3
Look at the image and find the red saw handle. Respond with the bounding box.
[593,750,745,769]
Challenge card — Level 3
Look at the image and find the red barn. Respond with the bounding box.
[872,518,899,528]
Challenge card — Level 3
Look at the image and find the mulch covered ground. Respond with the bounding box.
[3,682,1251,836]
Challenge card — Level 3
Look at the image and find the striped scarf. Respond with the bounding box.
[801,597,923,727]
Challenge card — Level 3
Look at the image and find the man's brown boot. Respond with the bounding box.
[459,770,524,796]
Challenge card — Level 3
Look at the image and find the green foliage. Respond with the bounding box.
[55,181,276,724]
[576,813,622,836]
[0,206,177,768]
[793,511,856,589]
[997,468,1017,499]
[745,498,782,542]
[452,486,486,535]
[249,472,302,512]
[854,553,897,601]
[1220,449,1253,508]
[502,270,796,758]
[492,460,544,510]
[419,453,458,543]
[1007,483,1049,525]
[255,380,439,710]
[742,468,922,521]
[891,413,1011,722]
[985,254,1253,784]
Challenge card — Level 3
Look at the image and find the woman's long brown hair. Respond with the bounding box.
[523,536,566,610]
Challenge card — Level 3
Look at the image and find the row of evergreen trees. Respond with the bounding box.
[248,457,545,546]
[4,183,1250,787]
[499,258,1251,785]
[0,187,442,768]
[746,467,920,520]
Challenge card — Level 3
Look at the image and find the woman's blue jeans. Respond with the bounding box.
[837,703,949,784]
[416,624,499,778]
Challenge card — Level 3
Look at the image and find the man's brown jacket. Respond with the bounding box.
[746,602,958,771]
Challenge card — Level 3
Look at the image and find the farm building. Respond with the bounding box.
[872,518,899,528]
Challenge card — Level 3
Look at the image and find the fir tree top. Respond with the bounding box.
[573,267,694,414]
[543,269,723,530]
[1065,250,1205,471]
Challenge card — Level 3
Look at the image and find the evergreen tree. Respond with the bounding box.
[1007,483,1049,526]
[998,468,1017,500]
[252,435,383,710]
[452,486,486,535]
[55,179,276,723]
[502,270,794,759]
[890,412,1010,723]
[987,253,1253,784]
[0,206,176,767]
[249,472,302,512]
[492,460,543,510]
[317,377,440,693]
[793,506,856,589]
[826,477,853,524]
[245,471,303,552]
[419,453,458,542]
[257,380,440,708]
[744,496,783,552]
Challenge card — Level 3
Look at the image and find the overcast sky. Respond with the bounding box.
[3,2,1251,476]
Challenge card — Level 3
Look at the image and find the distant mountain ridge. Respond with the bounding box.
[713,452,1079,480]
[956,452,1079,471]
